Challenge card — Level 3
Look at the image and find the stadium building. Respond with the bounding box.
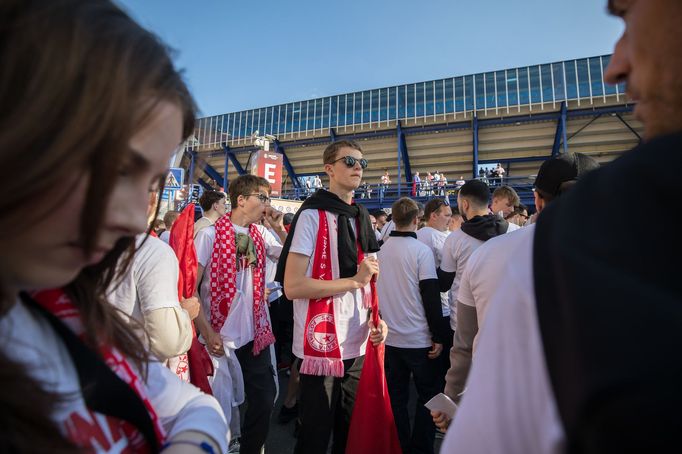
[180,54,641,208]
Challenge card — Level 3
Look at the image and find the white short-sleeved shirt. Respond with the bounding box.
[108,235,181,320]
[417,226,451,317]
[441,223,564,454]
[288,209,372,360]
[458,226,528,353]
[377,236,438,348]
[194,223,282,342]
[0,299,228,453]
[440,223,518,329]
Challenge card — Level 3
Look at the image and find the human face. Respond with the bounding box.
[491,196,514,217]
[429,205,452,232]
[604,0,682,139]
[236,185,271,225]
[213,198,228,217]
[369,215,377,231]
[325,146,364,192]
[448,215,464,231]
[6,101,183,291]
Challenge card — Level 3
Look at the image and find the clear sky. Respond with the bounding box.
[116,0,623,118]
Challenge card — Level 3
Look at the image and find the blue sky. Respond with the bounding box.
[117,0,623,117]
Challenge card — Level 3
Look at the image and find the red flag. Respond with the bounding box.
[169,204,214,394]
[345,279,402,454]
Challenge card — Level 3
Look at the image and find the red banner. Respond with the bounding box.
[252,150,283,196]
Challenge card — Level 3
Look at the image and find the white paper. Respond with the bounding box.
[424,393,457,418]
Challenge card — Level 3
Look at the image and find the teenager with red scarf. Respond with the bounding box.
[193,174,287,454]
[0,1,227,453]
[276,140,389,454]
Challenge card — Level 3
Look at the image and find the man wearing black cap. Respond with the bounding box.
[432,153,599,434]
[441,1,682,451]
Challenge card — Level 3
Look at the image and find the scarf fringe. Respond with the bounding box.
[252,331,276,356]
[300,356,345,378]
[361,286,372,309]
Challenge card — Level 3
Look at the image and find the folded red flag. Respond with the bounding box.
[345,279,402,454]
[169,203,213,394]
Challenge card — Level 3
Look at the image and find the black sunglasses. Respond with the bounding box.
[331,155,368,169]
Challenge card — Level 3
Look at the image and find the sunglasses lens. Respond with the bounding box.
[343,156,356,167]
[359,159,368,169]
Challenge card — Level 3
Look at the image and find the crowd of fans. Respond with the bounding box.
[2,1,680,453]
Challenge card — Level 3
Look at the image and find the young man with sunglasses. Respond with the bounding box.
[276,140,388,454]
[193,174,286,454]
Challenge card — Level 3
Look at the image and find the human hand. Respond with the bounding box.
[428,342,443,359]
[368,319,388,346]
[264,206,284,230]
[206,329,224,357]
[431,410,451,433]
[354,257,379,287]
[180,296,200,320]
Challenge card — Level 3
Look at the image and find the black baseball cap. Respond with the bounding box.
[534,152,599,198]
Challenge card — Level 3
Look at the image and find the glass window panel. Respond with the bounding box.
[371,89,380,123]
[589,58,604,96]
[540,64,553,102]
[474,74,485,110]
[362,90,371,123]
[565,62,578,99]
[414,82,425,116]
[495,71,507,107]
[601,56,618,95]
[576,59,590,98]
[289,102,298,132]
[552,64,565,101]
[330,97,338,128]
[444,78,454,113]
[507,70,518,105]
[389,87,397,120]
[406,84,416,118]
[485,72,496,108]
[454,77,465,112]
[345,95,353,126]
[322,98,330,130]
[529,66,542,103]
[425,81,435,115]
[258,108,265,134]
[354,93,363,124]
[465,75,475,111]
[518,68,530,105]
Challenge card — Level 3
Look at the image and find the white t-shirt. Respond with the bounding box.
[108,235,182,320]
[416,226,451,317]
[441,223,564,454]
[378,220,395,244]
[195,223,282,343]
[377,235,438,348]
[457,226,528,353]
[441,223,519,329]
[288,209,372,360]
[0,299,228,453]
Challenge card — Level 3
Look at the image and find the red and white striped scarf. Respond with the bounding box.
[31,288,165,452]
[209,213,275,355]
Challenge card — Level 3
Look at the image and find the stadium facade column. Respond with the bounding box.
[552,102,568,156]
[221,144,246,176]
[329,127,337,142]
[472,115,479,179]
[396,120,412,197]
[223,145,229,190]
[273,140,301,190]
[188,149,196,186]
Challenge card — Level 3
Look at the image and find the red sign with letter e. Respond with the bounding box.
[252,150,283,196]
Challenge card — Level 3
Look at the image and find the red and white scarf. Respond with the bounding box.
[209,213,275,355]
[31,288,165,452]
[300,210,370,378]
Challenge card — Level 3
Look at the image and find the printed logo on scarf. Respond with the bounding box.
[306,313,339,353]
